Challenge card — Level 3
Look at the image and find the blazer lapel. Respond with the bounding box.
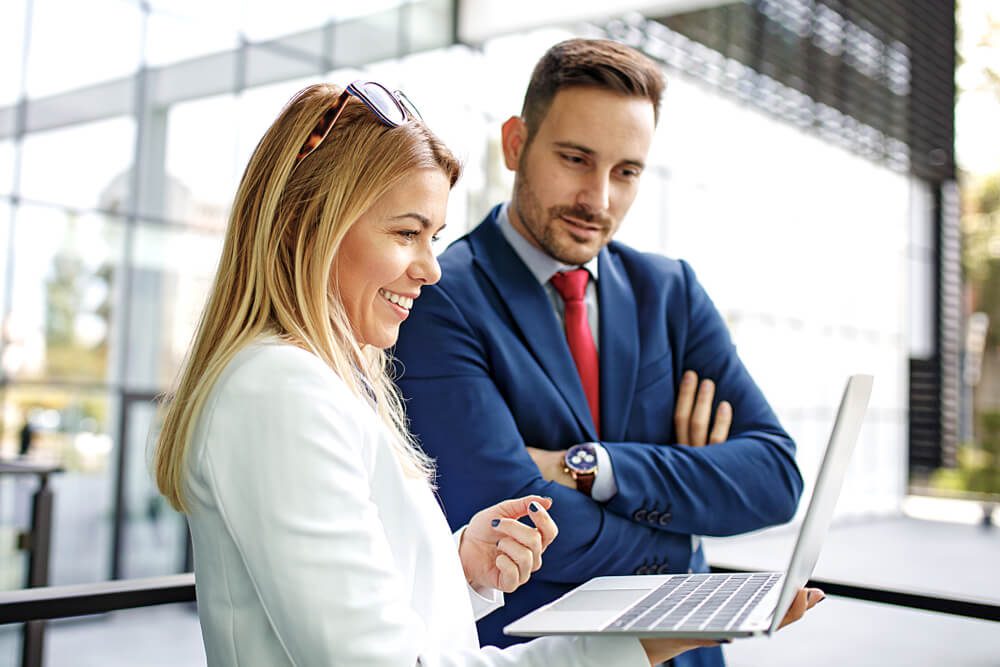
[597,249,639,441]
[468,208,598,440]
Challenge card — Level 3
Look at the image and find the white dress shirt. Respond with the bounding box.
[497,203,618,502]
[184,339,647,666]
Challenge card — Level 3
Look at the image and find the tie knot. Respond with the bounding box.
[550,268,590,302]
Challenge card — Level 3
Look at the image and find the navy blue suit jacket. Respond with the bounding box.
[394,207,803,667]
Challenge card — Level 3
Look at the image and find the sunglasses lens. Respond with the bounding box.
[395,90,423,121]
[357,81,406,125]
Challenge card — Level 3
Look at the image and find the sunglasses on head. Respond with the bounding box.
[295,80,422,164]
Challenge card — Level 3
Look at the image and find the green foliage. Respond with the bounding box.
[932,410,1000,496]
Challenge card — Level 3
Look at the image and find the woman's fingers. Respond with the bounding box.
[492,518,543,567]
[497,536,536,582]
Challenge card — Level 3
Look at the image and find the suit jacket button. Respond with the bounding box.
[646,511,660,523]
[633,509,647,522]
[659,512,672,526]
[657,563,671,575]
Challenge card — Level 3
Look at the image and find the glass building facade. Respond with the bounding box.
[1,1,989,665]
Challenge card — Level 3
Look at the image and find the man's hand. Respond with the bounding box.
[525,447,575,488]
[674,370,732,446]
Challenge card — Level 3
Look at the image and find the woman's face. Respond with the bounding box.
[335,167,449,349]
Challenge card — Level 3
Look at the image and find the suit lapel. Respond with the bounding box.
[468,209,598,440]
[597,248,639,441]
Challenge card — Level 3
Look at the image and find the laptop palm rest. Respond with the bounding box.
[550,589,649,612]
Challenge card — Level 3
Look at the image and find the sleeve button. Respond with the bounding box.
[659,512,672,526]
[657,563,671,575]
[633,509,647,522]
[646,511,660,523]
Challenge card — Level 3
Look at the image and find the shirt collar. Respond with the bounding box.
[497,201,600,286]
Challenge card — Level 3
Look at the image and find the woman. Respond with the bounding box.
[154,82,817,666]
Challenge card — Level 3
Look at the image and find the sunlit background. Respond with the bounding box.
[0,0,998,665]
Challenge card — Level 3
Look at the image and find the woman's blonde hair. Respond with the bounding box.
[154,83,461,512]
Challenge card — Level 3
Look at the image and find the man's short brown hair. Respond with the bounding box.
[520,38,666,140]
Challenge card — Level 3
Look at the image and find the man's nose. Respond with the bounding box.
[576,171,611,214]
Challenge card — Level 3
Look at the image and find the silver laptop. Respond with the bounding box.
[505,374,873,640]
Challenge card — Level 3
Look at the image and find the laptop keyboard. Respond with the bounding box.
[604,573,783,632]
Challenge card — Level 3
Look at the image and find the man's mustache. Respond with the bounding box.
[549,205,613,229]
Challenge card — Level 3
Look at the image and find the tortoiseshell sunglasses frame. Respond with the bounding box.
[295,80,422,164]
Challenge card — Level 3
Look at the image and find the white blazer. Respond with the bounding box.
[185,339,647,666]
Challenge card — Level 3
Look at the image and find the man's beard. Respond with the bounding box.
[512,173,614,266]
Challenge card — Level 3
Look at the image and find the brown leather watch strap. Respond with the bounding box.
[574,471,596,496]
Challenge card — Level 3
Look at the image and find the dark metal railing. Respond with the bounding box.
[1,567,997,631]
[0,461,63,667]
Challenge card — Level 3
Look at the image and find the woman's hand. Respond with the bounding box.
[458,495,558,593]
[639,587,825,665]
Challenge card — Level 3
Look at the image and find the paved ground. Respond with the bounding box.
[0,513,997,666]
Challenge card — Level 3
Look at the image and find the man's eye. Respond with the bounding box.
[561,153,585,165]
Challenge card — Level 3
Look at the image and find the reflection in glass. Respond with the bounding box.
[6,207,123,383]
[0,385,117,585]
[19,116,135,212]
[126,222,223,391]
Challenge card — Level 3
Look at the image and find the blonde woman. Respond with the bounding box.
[154,82,817,666]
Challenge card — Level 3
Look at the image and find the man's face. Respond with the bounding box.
[503,86,656,265]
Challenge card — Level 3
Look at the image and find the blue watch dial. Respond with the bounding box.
[565,444,598,473]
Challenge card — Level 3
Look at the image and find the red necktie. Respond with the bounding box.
[550,269,600,436]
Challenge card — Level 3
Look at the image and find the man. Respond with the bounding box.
[394,39,803,667]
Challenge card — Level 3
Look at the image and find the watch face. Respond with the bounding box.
[565,444,598,473]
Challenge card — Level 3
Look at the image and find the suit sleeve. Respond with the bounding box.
[601,260,804,536]
[396,286,700,582]
[201,350,647,667]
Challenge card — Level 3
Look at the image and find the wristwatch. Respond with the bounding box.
[564,443,598,496]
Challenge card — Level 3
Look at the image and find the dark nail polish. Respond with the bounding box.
[719,639,732,645]
[529,502,539,512]
[491,518,500,527]
[816,595,827,604]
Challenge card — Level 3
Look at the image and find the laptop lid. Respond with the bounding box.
[766,373,873,633]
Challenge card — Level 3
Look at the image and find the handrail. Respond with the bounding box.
[0,570,998,625]
[0,574,195,624]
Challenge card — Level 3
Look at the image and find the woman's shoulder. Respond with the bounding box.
[219,338,351,401]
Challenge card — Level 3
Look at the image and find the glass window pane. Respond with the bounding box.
[160,94,238,225]
[0,198,10,320]
[0,141,14,196]
[332,8,401,68]
[121,399,188,579]
[0,0,27,107]
[0,385,117,585]
[6,206,124,383]
[25,0,142,99]
[145,5,240,68]
[126,221,223,391]
[46,603,205,665]
[19,116,135,212]
[407,0,453,53]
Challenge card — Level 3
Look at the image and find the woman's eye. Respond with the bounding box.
[398,230,419,241]
[431,234,441,243]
